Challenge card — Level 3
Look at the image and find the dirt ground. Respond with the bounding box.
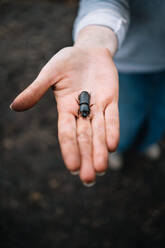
[0,1,165,247]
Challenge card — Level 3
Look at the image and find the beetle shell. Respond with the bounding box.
[78,91,90,118]
[79,91,90,105]
[79,104,90,117]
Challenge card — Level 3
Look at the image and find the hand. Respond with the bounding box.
[10,46,119,185]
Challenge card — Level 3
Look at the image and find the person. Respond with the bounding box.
[10,0,165,186]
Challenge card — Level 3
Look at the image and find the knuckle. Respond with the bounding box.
[59,132,75,145]
[77,131,90,143]
[40,65,48,76]
[109,117,118,127]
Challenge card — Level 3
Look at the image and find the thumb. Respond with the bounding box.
[10,60,61,112]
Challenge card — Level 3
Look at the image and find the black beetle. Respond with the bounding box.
[78,91,90,118]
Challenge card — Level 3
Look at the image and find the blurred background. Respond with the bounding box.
[0,0,165,247]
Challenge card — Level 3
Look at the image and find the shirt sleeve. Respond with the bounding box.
[73,0,130,49]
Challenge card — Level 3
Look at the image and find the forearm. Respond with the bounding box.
[74,25,118,57]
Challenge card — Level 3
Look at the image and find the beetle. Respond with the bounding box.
[78,91,90,118]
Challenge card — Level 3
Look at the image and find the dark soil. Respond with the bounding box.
[0,1,165,247]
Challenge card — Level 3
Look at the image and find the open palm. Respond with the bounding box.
[11,46,119,185]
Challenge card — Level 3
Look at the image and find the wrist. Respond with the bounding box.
[74,25,118,57]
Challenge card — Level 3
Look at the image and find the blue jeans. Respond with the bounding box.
[117,70,165,153]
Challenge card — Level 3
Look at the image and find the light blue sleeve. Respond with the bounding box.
[73,0,130,48]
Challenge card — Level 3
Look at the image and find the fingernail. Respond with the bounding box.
[70,170,79,176]
[10,104,13,110]
[82,181,96,187]
[96,171,106,176]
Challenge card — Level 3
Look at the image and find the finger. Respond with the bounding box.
[105,103,120,151]
[58,112,80,173]
[77,117,95,184]
[10,61,61,112]
[92,111,108,174]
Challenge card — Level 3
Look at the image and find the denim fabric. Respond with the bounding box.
[117,71,165,153]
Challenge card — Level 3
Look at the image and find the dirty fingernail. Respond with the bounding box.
[70,170,79,176]
[96,171,106,176]
[82,181,96,187]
